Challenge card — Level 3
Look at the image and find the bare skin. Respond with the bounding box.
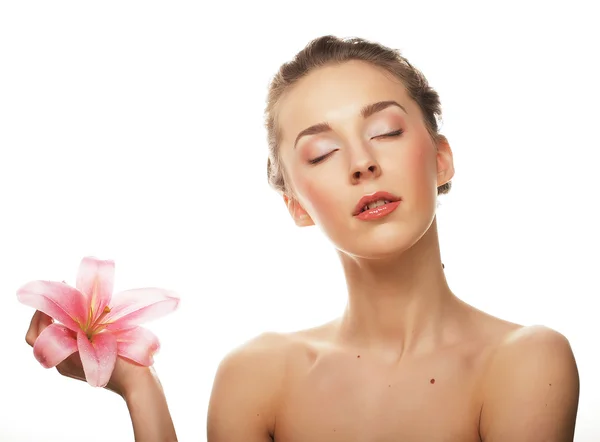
[25,310,178,442]
[25,60,579,441]
[207,61,579,441]
[208,307,578,442]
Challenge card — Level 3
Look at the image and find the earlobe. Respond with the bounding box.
[283,194,315,227]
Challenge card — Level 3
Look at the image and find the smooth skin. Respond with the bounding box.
[25,61,579,442]
[25,310,178,442]
[207,61,579,441]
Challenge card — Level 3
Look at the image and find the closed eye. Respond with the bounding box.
[375,129,404,139]
[309,129,402,164]
[309,151,335,165]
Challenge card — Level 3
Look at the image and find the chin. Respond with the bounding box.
[331,220,430,260]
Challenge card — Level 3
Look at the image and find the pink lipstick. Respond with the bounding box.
[353,191,401,221]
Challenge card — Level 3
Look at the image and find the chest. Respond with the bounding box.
[275,351,484,442]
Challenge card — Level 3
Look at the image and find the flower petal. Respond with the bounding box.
[102,288,179,331]
[33,323,78,368]
[76,257,115,326]
[77,331,117,388]
[115,326,160,366]
[17,281,87,332]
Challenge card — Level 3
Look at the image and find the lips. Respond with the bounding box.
[352,191,401,216]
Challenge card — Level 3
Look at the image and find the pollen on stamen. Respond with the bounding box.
[103,306,111,313]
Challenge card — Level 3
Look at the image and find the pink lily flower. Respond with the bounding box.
[17,256,179,387]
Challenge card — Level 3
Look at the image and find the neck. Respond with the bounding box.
[335,217,460,358]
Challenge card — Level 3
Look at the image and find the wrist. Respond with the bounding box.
[117,365,177,441]
[108,364,159,400]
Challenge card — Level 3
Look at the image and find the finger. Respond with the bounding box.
[25,310,54,347]
[56,352,86,382]
[25,311,43,346]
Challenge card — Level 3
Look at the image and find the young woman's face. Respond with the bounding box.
[277,61,453,258]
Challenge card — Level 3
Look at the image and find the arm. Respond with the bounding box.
[121,366,178,442]
[25,310,178,442]
[479,325,579,442]
[207,333,287,442]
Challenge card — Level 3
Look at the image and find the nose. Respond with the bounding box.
[349,151,381,184]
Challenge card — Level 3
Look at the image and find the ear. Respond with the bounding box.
[283,194,314,227]
[435,135,455,187]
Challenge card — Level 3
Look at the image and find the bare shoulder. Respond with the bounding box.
[484,324,578,378]
[207,332,296,442]
[219,331,295,365]
[214,328,320,372]
[479,324,579,441]
[210,324,332,394]
[207,330,316,442]
[498,324,575,354]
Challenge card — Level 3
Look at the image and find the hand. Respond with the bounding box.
[25,310,150,398]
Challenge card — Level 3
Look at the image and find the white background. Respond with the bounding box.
[1,1,598,441]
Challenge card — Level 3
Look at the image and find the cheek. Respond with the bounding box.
[294,171,341,222]
[400,143,438,199]
[408,146,432,177]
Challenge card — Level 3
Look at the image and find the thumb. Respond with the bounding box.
[25,310,54,347]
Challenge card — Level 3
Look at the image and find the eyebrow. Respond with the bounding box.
[293,100,407,148]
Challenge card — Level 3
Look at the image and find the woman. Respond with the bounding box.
[25,35,579,441]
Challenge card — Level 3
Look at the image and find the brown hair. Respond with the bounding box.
[265,35,451,196]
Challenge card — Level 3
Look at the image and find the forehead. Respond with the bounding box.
[277,61,413,140]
